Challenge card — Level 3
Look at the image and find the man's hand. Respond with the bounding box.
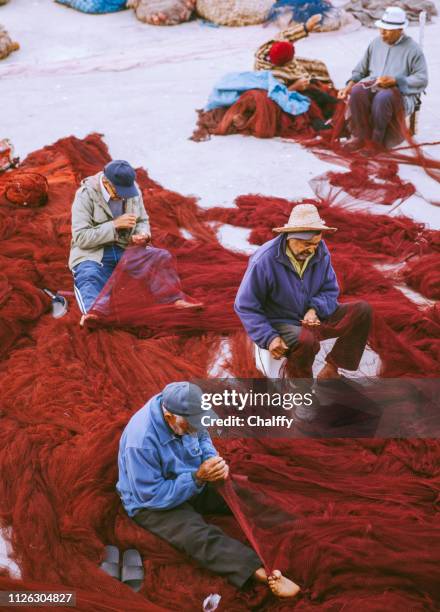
[305,14,322,32]
[338,83,354,100]
[301,308,320,327]
[196,456,229,483]
[131,233,151,246]
[289,77,310,92]
[376,76,397,89]
[113,214,137,230]
[268,336,289,360]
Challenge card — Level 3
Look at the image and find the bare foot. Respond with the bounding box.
[79,313,98,328]
[254,568,300,599]
[174,298,204,310]
[317,362,341,380]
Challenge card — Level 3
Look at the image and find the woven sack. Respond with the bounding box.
[196,0,274,26]
[0,26,19,60]
[128,0,194,24]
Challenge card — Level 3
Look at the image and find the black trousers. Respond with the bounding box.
[133,484,262,588]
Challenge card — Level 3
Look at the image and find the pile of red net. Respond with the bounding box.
[0,135,439,611]
[192,87,440,211]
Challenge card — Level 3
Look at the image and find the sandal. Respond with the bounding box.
[99,545,120,580]
[121,549,144,592]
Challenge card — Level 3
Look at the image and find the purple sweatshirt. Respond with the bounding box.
[234,234,339,349]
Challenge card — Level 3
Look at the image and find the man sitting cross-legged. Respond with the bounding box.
[69,159,202,326]
[117,381,300,598]
[235,204,372,385]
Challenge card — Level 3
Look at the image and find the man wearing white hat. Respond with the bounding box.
[338,6,428,149]
[235,204,371,381]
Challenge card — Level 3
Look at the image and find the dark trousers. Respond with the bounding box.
[275,301,372,379]
[133,485,261,588]
[349,83,403,145]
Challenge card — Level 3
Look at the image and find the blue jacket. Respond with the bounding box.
[117,393,218,515]
[234,235,339,349]
[206,70,311,116]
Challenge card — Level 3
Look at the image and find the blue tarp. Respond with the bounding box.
[56,0,126,13]
[206,71,311,116]
[266,0,332,24]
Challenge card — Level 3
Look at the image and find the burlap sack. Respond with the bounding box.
[128,0,194,24]
[0,26,19,61]
[196,0,274,26]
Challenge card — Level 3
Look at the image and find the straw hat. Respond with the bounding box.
[273,204,337,233]
[375,7,408,30]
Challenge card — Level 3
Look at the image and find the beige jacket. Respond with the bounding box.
[68,172,151,270]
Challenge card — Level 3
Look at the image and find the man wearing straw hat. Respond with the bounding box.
[338,6,428,149]
[235,204,372,381]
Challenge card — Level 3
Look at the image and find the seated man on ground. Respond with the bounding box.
[117,381,300,598]
[255,14,331,89]
[69,160,201,326]
[234,204,372,383]
[250,12,339,131]
[338,6,428,150]
[191,14,340,141]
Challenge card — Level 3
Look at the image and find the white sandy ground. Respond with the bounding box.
[0,0,439,577]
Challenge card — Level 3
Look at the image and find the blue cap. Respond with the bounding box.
[103,160,139,199]
[162,382,217,431]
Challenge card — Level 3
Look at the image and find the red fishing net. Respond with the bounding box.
[191,86,341,143]
[193,86,440,213]
[0,172,49,208]
[0,134,439,611]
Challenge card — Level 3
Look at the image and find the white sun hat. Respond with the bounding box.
[375,6,409,30]
[273,203,337,234]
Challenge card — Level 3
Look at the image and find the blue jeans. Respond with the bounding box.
[72,245,185,314]
[72,245,124,314]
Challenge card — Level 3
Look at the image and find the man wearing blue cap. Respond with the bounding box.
[235,204,371,382]
[69,160,201,325]
[117,381,300,598]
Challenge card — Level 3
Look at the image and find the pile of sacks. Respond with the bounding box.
[129,0,274,25]
[55,0,287,27]
[52,0,362,30]
[129,0,355,28]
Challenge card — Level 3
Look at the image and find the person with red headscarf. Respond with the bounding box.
[254,14,331,91]
[191,13,341,141]
[251,14,339,133]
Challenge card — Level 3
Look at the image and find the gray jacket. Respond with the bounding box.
[351,34,428,115]
[68,172,151,270]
